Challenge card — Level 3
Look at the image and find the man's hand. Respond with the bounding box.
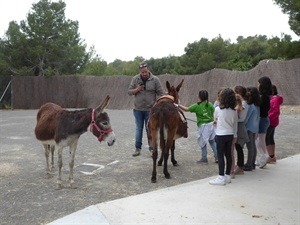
[137,85,144,91]
[133,85,144,95]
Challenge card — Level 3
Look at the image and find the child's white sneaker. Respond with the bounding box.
[209,175,226,185]
[225,174,231,184]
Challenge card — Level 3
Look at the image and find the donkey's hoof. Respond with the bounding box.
[165,174,171,179]
[70,183,78,189]
[55,183,62,190]
[45,173,53,179]
[172,162,179,166]
[151,177,157,183]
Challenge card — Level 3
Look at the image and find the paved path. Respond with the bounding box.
[48,154,300,225]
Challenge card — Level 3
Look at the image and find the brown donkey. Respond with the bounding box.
[148,79,188,183]
[34,95,116,189]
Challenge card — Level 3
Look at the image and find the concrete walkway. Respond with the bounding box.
[47,154,300,225]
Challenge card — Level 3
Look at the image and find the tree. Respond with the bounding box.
[181,38,210,74]
[273,0,300,36]
[0,21,30,75]
[81,46,107,76]
[1,0,89,76]
[81,56,107,76]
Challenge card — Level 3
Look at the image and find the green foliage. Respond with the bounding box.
[81,47,107,76]
[81,58,107,76]
[0,0,299,77]
[273,0,300,36]
[0,0,89,76]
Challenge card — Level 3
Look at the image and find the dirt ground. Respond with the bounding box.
[0,106,299,225]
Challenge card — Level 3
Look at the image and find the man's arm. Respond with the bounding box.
[128,76,143,96]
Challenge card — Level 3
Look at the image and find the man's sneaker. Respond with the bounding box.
[215,158,218,163]
[225,174,231,184]
[209,175,226,185]
[259,155,270,168]
[268,156,277,164]
[197,159,208,164]
[132,149,141,157]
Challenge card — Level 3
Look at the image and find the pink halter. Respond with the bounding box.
[89,109,113,142]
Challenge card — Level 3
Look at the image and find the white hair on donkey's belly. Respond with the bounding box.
[40,134,80,148]
[41,139,56,146]
[154,127,168,140]
[174,134,181,140]
[155,127,179,141]
[58,134,80,148]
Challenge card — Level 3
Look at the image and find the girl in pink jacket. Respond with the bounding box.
[266,85,283,163]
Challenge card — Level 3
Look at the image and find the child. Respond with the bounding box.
[213,87,224,108]
[178,90,218,163]
[256,76,272,168]
[210,88,238,185]
[232,86,249,175]
[266,85,283,163]
[243,86,261,171]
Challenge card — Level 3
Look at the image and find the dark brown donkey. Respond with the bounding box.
[148,79,188,183]
[34,95,116,189]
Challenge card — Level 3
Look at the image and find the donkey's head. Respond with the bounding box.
[90,95,116,146]
[166,79,184,104]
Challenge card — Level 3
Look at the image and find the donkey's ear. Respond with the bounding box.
[176,79,184,92]
[166,81,171,92]
[96,95,110,114]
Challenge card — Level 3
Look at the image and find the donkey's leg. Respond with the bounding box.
[158,130,165,166]
[163,149,170,179]
[158,150,163,166]
[162,139,172,179]
[150,128,158,183]
[43,144,52,178]
[56,145,63,190]
[50,145,55,171]
[171,140,179,166]
[68,141,78,189]
[163,131,176,179]
[151,148,158,183]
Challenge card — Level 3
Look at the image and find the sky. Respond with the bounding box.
[0,0,298,63]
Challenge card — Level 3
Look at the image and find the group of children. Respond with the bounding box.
[178,76,283,185]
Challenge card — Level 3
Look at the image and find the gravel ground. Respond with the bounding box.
[0,106,299,225]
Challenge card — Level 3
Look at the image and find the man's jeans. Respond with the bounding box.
[133,109,151,150]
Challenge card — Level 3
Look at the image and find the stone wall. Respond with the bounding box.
[11,59,300,109]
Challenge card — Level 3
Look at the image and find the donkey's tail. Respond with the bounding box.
[159,112,165,147]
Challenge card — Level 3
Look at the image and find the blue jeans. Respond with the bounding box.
[133,109,151,150]
[201,140,218,160]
